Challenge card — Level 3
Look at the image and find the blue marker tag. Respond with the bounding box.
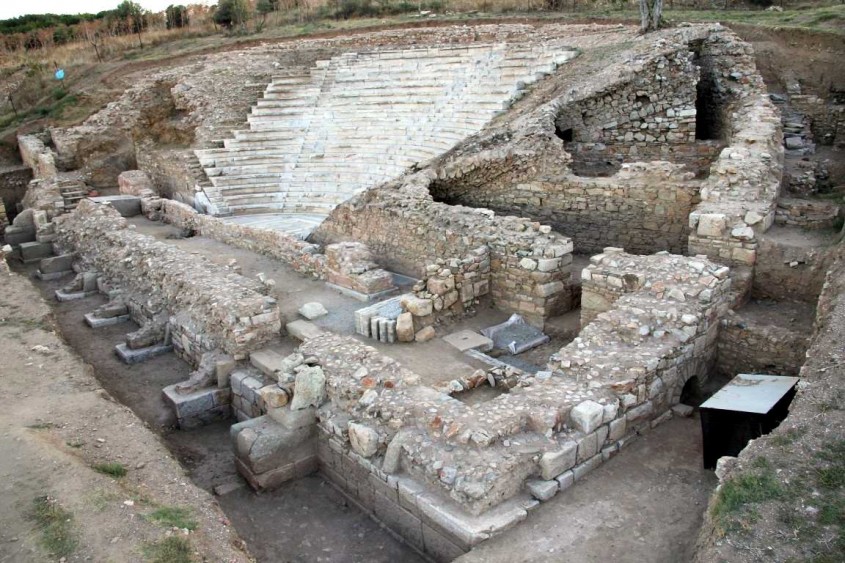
[55,69,65,81]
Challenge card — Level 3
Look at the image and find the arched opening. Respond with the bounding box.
[555,125,573,142]
[680,375,703,407]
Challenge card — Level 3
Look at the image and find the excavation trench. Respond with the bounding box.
[15,262,424,563]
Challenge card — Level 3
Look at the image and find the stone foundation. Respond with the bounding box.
[54,201,281,363]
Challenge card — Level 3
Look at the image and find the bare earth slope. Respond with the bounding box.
[0,268,249,562]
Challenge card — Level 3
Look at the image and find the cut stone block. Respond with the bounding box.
[3,226,36,247]
[39,253,75,274]
[415,326,436,342]
[539,442,577,480]
[84,312,130,328]
[268,406,316,430]
[298,302,328,320]
[18,241,53,263]
[396,312,414,343]
[570,400,605,434]
[286,320,324,341]
[230,415,316,490]
[442,330,494,353]
[348,422,379,458]
[55,289,98,302]
[250,349,286,377]
[114,342,172,364]
[525,479,558,501]
[162,384,230,429]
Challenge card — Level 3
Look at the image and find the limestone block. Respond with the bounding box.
[260,385,289,409]
[744,210,765,225]
[415,326,436,342]
[396,312,415,343]
[401,295,433,317]
[268,406,316,429]
[570,400,604,434]
[286,320,324,341]
[427,276,455,296]
[348,422,379,458]
[696,214,726,237]
[525,479,558,501]
[539,441,577,480]
[731,226,754,240]
[290,366,326,410]
[299,302,328,320]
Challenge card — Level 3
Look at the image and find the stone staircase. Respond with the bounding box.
[58,179,88,211]
[195,43,577,236]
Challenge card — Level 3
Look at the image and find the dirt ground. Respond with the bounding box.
[458,415,718,563]
[0,268,247,562]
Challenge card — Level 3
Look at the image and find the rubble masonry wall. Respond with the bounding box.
[54,201,281,364]
[314,171,576,325]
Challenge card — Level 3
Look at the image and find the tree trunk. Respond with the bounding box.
[639,0,663,33]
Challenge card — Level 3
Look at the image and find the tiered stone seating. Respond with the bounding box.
[196,43,577,237]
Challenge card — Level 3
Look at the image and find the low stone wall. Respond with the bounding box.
[18,134,57,180]
[716,310,811,377]
[432,160,701,255]
[54,200,281,363]
[687,30,783,268]
[153,198,326,279]
[314,171,575,327]
[775,198,841,231]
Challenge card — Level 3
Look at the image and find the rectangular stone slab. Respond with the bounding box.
[18,241,53,263]
[442,330,494,353]
[84,312,131,328]
[55,289,98,302]
[114,342,173,364]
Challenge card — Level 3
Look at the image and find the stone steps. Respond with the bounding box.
[195,42,576,225]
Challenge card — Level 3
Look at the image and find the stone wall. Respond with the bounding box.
[153,198,326,279]
[716,311,810,377]
[432,160,701,255]
[687,30,784,268]
[18,134,57,180]
[253,249,732,560]
[54,201,281,363]
[314,170,575,327]
[553,44,716,174]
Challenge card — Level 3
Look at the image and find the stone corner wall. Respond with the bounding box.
[314,171,575,327]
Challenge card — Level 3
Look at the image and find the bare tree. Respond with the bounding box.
[639,0,663,33]
[82,21,105,62]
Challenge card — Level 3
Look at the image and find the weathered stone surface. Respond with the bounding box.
[299,302,328,320]
[290,366,326,410]
[348,422,379,458]
[525,479,558,501]
[539,442,577,480]
[396,312,415,343]
[570,400,604,434]
[415,326,436,342]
